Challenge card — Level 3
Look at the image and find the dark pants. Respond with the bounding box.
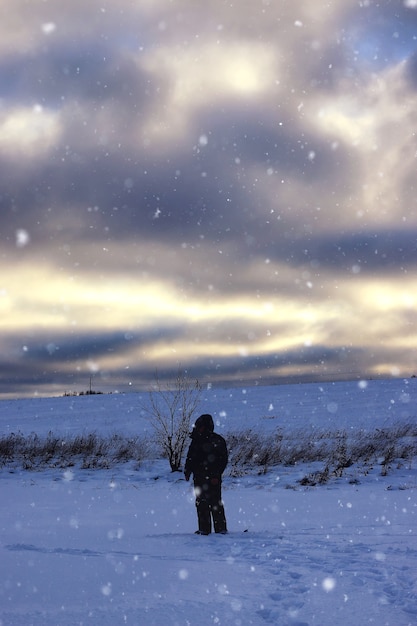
[194,477,227,534]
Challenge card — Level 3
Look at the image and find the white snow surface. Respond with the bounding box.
[1,378,416,625]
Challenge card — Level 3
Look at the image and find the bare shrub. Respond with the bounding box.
[143,369,202,472]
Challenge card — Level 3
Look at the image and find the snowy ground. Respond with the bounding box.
[1,378,416,625]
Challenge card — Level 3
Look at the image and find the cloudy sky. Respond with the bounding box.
[1,0,417,398]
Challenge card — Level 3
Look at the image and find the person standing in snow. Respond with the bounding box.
[184,414,228,535]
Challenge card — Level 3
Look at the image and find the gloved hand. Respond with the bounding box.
[184,472,190,481]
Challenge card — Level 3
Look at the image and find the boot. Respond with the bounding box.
[212,501,227,534]
[196,499,212,535]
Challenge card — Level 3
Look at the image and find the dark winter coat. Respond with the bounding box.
[184,414,228,482]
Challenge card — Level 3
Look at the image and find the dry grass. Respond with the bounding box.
[226,423,417,483]
[0,431,151,471]
[1,423,416,484]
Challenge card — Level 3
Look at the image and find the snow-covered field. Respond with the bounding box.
[1,378,416,625]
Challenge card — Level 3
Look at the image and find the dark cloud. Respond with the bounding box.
[406,50,417,88]
[7,44,107,110]
[26,332,160,363]
[1,96,356,258]
[2,326,183,364]
[265,228,417,273]
[0,2,391,260]
[0,339,370,397]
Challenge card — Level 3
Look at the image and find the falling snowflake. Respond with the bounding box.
[322,577,336,592]
[41,22,56,35]
[16,229,30,248]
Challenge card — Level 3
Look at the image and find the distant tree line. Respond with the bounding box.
[63,390,104,397]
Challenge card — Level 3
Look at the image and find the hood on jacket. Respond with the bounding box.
[192,413,214,436]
